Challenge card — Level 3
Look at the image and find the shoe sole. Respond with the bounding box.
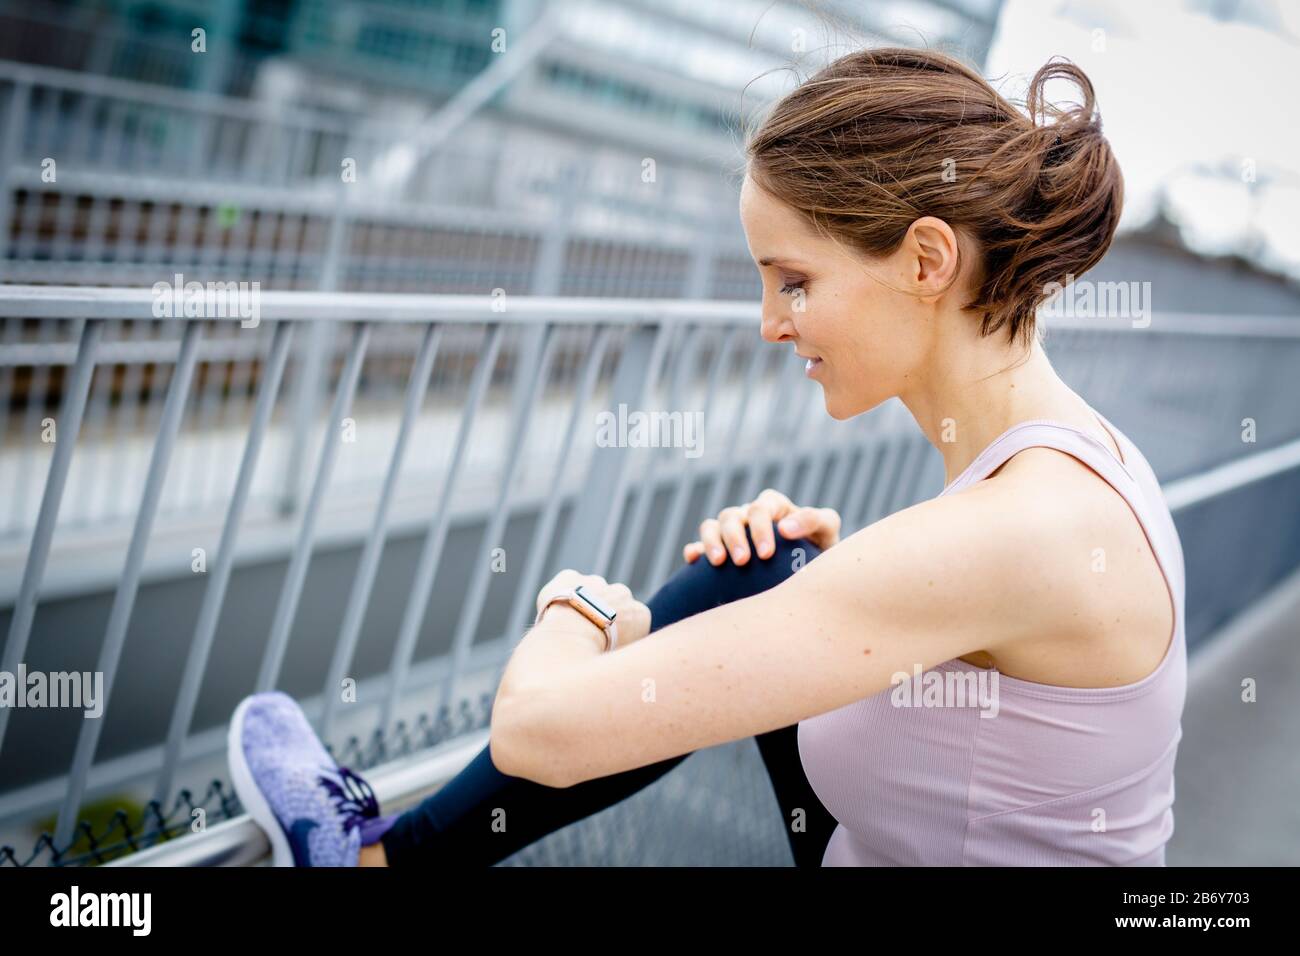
[227,695,296,867]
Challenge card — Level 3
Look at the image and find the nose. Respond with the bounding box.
[759,294,795,345]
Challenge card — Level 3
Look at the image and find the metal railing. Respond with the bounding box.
[0,57,753,292]
[4,298,1298,544]
[1,287,1298,866]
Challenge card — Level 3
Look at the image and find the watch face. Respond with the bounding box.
[574,585,616,623]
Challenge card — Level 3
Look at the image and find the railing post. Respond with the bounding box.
[553,321,670,575]
[683,222,716,299]
[0,78,32,280]
[55,321,204,849]
[0,318,102,757]
[279,183,349,515]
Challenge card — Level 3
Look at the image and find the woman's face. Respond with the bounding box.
[738,173,935,420]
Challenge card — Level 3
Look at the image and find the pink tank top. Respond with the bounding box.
[798,409,1187,865]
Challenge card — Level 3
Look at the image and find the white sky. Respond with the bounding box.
[986,0,1300,278]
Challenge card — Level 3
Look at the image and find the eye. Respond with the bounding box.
[777,278,806,295]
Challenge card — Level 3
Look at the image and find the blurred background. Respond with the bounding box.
[0,0,1296,867]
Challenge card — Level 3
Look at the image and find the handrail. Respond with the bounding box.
[108,730,489,867]
[0,287,757,325]
[0,286,1297,335]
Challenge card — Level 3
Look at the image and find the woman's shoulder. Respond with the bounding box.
[889,447,1149,611]
[836,459,1105,647]
[920,444,1174,674]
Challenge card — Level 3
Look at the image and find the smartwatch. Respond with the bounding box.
[534,584,619,652]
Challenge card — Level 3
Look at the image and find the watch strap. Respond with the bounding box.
[534,587,618,651]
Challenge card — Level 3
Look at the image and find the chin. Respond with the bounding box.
[821,390,858,421]
[821,387,887,422]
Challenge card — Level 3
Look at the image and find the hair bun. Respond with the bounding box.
[1026,58,1099,128]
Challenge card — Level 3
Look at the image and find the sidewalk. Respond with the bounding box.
[1168,566,1300,865]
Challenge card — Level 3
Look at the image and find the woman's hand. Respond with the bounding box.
[683,488,841,566]
[534,569,652,649]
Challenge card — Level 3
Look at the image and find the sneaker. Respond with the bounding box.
[227,691,380,867]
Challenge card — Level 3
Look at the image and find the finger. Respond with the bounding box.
[754,487,795,522]
[744,499,776,559]
[776,506,820,538]
[698,518,725,565]
[683,540,705,563]
[717,506,751,565]
[812,507,843,548]
[778,506,841,548]
[537,568,580,611]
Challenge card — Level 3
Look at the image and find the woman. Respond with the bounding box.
[227,47,1185,867]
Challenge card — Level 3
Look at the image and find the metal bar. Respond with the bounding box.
[405,6,562,163]
[823,418,873,520]
[317,322,444,742]
[97,318,149,524]
[610,323,695,585]
[379,324,505,735]
[885,436,934,513]
[494,325,612,682]
[7,318,57,533]
[0,287,764,325]
[1165,433,1300,512]
[256,322,373,693]
[859,432,909,528]
[0,79,33,276]
[844,439,885,531]
[55,321,204,847]
[4,289,1291,337]
[796,412,848,508]
[279,183,352,515]
[645,327,738,591]
[151,321,295,807]
[739,355,804,501]
[112,729,490,868]
[435,324,559,717]
[554,323,672,576]
[772,378,823,496]
[0,318,102,755]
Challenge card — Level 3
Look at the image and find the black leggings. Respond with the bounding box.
[378,529,839,867]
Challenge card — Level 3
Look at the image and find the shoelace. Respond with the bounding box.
[317,765,380,835]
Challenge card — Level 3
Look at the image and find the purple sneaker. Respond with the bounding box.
[227,691,380,867]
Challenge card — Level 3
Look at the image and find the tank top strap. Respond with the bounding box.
[938,413,1181,612]
[939,416,1140,503]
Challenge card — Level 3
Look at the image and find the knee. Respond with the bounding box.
[649,527,822,625]
[724,530,821,593]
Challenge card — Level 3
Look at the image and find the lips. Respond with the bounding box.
[797,350,823,373]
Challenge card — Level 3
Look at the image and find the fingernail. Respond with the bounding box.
[709,547,724,562]
[779,517,799,534]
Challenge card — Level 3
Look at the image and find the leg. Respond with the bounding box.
[377,528,837,867]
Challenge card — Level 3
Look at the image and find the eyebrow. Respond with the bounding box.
[756,257,806,268]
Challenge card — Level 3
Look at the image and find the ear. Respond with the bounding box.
[900,216,960,299]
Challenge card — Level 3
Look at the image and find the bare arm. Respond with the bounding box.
[491,483,1068,788]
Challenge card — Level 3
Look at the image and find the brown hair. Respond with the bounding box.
[746,48,1123,346]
